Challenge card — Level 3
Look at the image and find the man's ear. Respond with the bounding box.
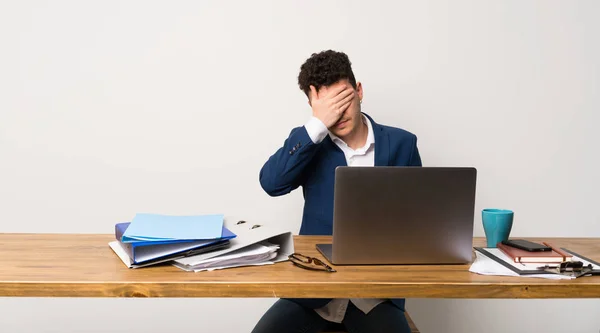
[356,82,364,102]
[305,90,313,107]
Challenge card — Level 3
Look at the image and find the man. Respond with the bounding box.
[252,50,421,333]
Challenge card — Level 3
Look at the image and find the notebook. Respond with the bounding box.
[497,242,573,263]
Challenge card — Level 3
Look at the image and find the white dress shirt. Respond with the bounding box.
[304,114,386,323]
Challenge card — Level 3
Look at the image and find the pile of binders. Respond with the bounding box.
[108,213,293,271]
[109,213,236,268]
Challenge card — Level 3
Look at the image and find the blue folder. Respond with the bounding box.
[121,213,225,243]
[115,222,236,264]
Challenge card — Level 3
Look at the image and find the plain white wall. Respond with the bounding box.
[1,0,599,332]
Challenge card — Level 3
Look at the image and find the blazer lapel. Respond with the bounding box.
[323,136,347,166]
[364,113,390,166]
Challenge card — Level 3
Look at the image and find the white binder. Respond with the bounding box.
[173,217,295,271]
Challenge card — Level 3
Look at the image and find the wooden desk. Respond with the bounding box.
[1,234,599,298]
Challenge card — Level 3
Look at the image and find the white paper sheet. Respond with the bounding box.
[173,242,280,272]
[173,253,278,272]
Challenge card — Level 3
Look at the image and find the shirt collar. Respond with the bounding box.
[329,114,375,152]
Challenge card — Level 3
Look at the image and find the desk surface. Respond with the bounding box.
[1,234,599,298]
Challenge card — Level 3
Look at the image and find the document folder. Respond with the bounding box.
[173,218,294,270]
[112,222,236,265]
[121,213,224,243]
[109,239,230,268]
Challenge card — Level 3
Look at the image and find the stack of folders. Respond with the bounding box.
[109,213,236,268]
[109,213,294,271]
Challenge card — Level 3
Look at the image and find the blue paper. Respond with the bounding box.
[121,213,224,243]
[115,222,236,246]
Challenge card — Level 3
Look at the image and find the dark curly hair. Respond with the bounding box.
[297,50,357,98]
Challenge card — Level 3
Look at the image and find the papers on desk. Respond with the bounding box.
[110,219,236,266]
[470,249,573,280]
[173,241,279,272]
[108,214,294,272]
[173,219,294,271]
[471,247,600,280]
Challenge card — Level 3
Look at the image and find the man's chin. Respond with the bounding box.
[330,128,350,138]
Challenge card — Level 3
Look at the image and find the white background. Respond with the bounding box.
[1,1,599,332]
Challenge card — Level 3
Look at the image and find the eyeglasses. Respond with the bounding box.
[288,253,336,272]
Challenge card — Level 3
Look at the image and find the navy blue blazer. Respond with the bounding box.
[259,112,422,310]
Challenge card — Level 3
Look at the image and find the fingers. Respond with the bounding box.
[330,87,354,105]
[311,84,354,103]
[335,90,355,111]
[338,102,352,116]
[325,85,351,102]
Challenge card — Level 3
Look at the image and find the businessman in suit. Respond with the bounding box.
[252,50,421,333]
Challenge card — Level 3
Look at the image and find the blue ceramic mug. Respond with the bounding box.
[482,209,514,248]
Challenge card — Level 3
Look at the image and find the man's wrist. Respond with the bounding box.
[304,116,328,144]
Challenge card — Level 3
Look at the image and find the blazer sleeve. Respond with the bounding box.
[408,134,422,166]
[259,126,322,196]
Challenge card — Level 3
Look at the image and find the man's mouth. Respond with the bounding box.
[336,119,349,127]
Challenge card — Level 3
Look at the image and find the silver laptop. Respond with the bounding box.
[316,166,477,265]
